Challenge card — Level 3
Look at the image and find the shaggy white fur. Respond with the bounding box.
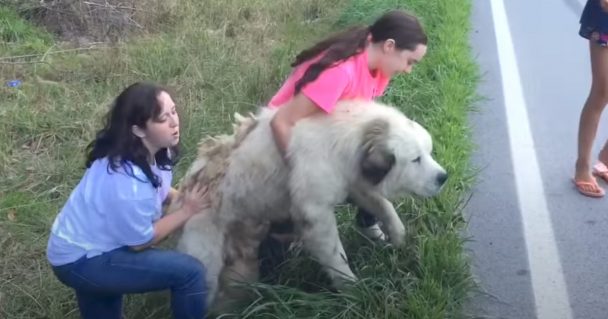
[170,99,448,312]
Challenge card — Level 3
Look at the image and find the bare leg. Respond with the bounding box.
[599,139,608,165]
[575,40,608,192]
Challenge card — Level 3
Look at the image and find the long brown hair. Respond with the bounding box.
[86,82,180,189]
[292,10,427,94]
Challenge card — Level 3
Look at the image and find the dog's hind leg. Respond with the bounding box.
[213,219,270,312]
[348,189,406,246]
[293,203,357,288]
[176,215,225,309]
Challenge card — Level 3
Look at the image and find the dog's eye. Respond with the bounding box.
[412,156,421,163]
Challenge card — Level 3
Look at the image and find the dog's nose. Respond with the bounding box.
[436,172,448,186]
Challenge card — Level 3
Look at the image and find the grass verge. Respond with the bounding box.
[0,0,479,318]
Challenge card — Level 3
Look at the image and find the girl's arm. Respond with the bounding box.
[130,207,194,251]
[131,184,210,251]
[271,64,350,158]
[270,93,326,158]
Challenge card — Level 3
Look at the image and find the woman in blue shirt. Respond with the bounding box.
[47,82,211,319]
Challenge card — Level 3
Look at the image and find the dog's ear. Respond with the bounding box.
[360,119,396,185]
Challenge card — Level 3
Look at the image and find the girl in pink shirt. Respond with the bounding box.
[259,10,428,267]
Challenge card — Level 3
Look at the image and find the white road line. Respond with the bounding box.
[489,0,574,318]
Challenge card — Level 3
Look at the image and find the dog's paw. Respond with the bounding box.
[331,272,358,290]
[387,222,406,246]
[360,223,387,242]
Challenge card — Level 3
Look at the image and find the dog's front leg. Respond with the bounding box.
[293,203,357,288]
[349,189,406,246]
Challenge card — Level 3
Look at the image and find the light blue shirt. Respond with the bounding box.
[46,157,172,266]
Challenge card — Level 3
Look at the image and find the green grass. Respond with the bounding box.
[0,6,53,57]
[0,0,479,318]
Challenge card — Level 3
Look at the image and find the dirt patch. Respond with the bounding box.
[9,0,177,44]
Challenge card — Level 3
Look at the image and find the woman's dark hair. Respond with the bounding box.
[292,10,427,93]
[85,82,179,188]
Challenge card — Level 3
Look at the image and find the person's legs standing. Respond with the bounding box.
[575,39,608,195]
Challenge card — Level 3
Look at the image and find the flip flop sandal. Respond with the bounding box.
[592,162,608,183]
[573,178,605,198]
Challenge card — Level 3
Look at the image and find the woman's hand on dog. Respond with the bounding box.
[182,184,211,216]
[130,184,211,251]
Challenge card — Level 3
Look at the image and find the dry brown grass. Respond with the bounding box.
[4,0,179,43]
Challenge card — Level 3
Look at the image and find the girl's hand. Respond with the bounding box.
[181,184,211,216]
[601,0,608,13]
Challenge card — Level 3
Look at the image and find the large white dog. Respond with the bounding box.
[170,99,448,311]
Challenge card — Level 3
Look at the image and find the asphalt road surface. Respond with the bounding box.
[466,0,608,318]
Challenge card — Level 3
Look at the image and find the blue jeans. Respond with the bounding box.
[51,247,207,319]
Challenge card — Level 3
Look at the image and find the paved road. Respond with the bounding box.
[466,0,608,318]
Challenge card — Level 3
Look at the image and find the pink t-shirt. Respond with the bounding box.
[268,49,390,113]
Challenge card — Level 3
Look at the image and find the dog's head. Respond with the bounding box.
[359,114,447,198]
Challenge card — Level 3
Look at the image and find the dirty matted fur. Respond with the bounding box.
[171,99,448,312]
